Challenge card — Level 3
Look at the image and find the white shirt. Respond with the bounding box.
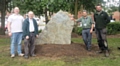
[8,14,24,33]
[29,18,35,32]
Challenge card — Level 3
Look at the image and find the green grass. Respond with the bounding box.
[0,38,10,47]
[0,36,120,66]
[71,37,120,66]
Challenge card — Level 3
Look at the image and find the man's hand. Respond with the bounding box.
[71,17,74,21]
[36,35,39,38]
[8,32,12,37]
[26,36,29,39]
[90,29,93,33]
[77,22,80,25]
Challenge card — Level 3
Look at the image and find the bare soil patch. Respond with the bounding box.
[35,43,99,58]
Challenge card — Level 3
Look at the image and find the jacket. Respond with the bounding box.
[94,11,110,29]
[22,18,39,38]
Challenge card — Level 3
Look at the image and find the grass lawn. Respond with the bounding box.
[0,36,120,66]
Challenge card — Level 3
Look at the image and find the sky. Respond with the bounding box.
[104,0,119,2]
[104,0,120,7]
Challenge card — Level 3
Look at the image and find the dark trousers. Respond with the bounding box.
[95,28,108,50]
[82,29,92,48]
[24,33,36,56]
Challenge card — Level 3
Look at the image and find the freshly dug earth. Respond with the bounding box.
[35,43,99,58]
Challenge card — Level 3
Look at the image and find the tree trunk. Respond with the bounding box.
[119,0,120,21]
[0,0,6,35]
[45,7,49,24]
[74,0,78,19]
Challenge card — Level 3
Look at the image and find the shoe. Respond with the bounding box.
[24,56,29,59]
[104,50,109,57]
[11,54,15,58]
[87,48,91,51]
[118,47,120,50]
[87,47,91,51]
[31,54,36,57]
[18,53,24,57]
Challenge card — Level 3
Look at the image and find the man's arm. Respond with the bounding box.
[105,12,110,24]
[90,16,94,33]
[76,18,81,23]
[33,19,39,38]
[75,18,82,26]
[7,21,12,36]
[22,19,29,39]
[7,15,12,37]
[90,24,94,33]
[93,14,96,23]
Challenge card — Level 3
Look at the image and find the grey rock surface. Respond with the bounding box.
[36,11,74,44]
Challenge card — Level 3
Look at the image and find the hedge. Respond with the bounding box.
[73,22,120,35]
[38,30,42,33]
[107,22,120,35]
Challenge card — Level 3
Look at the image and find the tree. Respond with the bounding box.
[11,0,104,20]
[107,6,119,14]
[0,0,11,35]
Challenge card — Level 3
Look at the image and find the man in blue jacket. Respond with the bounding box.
[22,11,39,59]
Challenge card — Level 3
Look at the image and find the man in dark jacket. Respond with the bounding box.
[22,11,39,59]
[94,5,110,57]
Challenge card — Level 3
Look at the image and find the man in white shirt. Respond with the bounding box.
[22,11,39,59]
[8,7,24,58]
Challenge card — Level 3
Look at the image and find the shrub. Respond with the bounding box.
[38,30,42,33]
[107,22,120,35]
[76,27,83,35]
[72,26,82,35]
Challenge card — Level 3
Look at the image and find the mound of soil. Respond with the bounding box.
[35,43,99,58]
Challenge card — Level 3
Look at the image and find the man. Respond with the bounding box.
[94,5,110,57]
[23,11,39,59]
[76,10,94,51]
[8,7,24,58]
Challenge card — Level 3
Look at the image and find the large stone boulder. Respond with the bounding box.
[36,11,74,44]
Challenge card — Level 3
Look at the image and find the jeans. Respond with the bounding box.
[82,29,92,48]
[95,28,108,50]
[11,32,23,55]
